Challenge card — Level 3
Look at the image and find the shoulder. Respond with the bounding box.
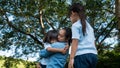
[51,42,66,47]
[52,42,65,45]
[72,20,82,28]
[51,42,59,46]
[52,42,59,44]
[44,43,51,48]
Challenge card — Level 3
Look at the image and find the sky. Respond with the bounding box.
[0,36,118,61]
[0,16,39,61]
[0,51,39,62]
[0,43,39,62]
[0,0,118,62]
[0,15,118,62]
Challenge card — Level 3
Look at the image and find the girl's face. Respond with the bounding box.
[58,29,66,42]
[70,11,80,23]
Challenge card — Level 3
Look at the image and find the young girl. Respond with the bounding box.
[40,27,72,68]
[37,30,68,68]
[68,3,98,68]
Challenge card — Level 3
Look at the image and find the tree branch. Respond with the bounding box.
[1,9,44,47]
[97,19,116,50]
[99,23,115,44]
[39,10,45,34]
[95,17,115,42]
[58,16,68,29]
[44,17,56,30]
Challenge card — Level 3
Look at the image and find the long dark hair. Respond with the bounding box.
[43,30,58,43]
[62,27,72,46]
[69,3,86,36]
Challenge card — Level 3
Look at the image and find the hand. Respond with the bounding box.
[36,63,41,68]
[61,45,69,54]
[68,59,74,68]
[64,45,69,50]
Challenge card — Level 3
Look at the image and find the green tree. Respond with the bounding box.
[0,0,70,58]
[0,0,118,67]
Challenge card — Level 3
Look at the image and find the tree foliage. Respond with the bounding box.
[0,0,118,64]
[0,0,71,59]
[0,56,36,68]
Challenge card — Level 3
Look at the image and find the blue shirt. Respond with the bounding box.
[40,43,51,65]
[71,20,97,56]
[40,42,69,68]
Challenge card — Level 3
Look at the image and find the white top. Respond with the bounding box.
[69,46,71,54]
[40,43,51,65]
[71,20,97,56]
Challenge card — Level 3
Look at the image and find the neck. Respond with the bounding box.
[72,19,80,24]
[72,15,80,24]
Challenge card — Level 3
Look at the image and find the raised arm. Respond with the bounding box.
[39,49,53,58]
[40,43,69,58]
[46,45,69,54]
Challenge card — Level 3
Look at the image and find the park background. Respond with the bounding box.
[0,0,120,68]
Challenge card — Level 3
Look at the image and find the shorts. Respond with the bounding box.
[74,53,98,68]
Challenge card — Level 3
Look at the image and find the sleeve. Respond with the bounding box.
[51,42,61,48]
[39,43,59,58]
[51,43,57,48]
[72,25,81,40]
[39,49,53,58]
[44,43,51,49]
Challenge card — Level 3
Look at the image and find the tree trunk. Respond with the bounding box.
[115,0,120,45]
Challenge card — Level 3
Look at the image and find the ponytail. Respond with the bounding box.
[69,3,86,36]
[79,12,86,36]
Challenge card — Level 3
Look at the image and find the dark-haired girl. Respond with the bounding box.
[40,27,72,68]
[37,30,68,68]
[68,3,98,68]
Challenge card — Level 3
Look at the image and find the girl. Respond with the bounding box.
[40,27,72,68]
[68,3,98,68]
[37,30,68,68]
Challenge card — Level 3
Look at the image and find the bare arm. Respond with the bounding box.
[46,45,69,54]
[70,39,78,60]
[68,39,78,68]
